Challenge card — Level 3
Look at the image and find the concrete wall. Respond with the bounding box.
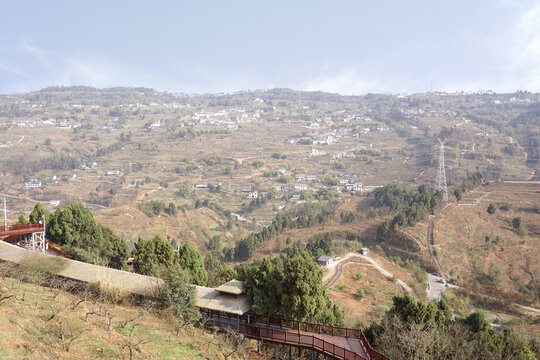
[0,240,162,297]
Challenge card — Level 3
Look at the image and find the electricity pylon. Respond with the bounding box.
[436,139,448,202]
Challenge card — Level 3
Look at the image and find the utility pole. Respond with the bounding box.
[436,139,448,202]
[3,197,7,228]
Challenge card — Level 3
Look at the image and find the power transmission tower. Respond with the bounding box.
[436,139,448,202]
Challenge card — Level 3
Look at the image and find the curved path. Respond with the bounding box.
[324,253,414,296]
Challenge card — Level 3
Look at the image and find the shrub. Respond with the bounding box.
[90,280,129,305]
[371,304,390,314]
[355,289,366,299]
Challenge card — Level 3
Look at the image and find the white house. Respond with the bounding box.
[346,183,363,192]
[25,179,42,189]
[294,183,308,191]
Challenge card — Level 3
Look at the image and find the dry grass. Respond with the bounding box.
[0,275,260,359]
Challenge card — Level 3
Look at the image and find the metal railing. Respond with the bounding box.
[0,223,44,237]
[249,313,363,339]
[202,311,391,360]
[241,323,368,360]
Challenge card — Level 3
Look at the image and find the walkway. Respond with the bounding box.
[0,223,44,238]
[206,312,390,360]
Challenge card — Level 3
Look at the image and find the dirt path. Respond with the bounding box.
[323,253,414,296]
[427,203,452,280]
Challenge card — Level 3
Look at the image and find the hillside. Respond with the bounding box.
[1,87,540,356]
[0,267,259,359]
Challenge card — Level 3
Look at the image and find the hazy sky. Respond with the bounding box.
[1,1,540,95]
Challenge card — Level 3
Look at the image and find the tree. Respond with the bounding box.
[454,189,462,201]
[487,204,496,214]
[132,235,175,276]
[366,293,537,360]
[16,215,28,224]
[29,203,52,224]
[208,235,221,250]
[204,252,236,287]
[42,203,128,269]
[48,203,100,245]
[252,159,266,168]
[281,254,327,321]
[489,263,504,287]
[177,243,207,286]
[512,217,522,231]
[167,202,178,216]
[377,221,390,242]
[101,226,129,270]
[159,265,200,325]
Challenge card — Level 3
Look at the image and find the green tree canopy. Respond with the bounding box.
[177,243,208,286]
[29,203,52,224]
[236,252,343,325]
[204,252,236,287]
[43,203,128,270]
[133,234,175,276]
[159,265,200,325]
[17,214,28,224]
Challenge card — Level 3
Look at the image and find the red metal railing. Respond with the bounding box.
[0,223,44,237]
[203,311,391,360]
[241,323,368,360]
[1,223,68,258]
[45,240,69,258]
[249,313,364,339]
[359,332,391,360]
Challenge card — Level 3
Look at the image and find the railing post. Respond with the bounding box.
[318,323,321,334]
[332,325,334,336]
[346,328,348,338]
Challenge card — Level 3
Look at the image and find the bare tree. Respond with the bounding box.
[216,329,250,360]
[49,320,89,352]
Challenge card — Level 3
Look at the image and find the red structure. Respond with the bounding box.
[0,223,45,242]
[0,223,67,257]
[203,311,390,360]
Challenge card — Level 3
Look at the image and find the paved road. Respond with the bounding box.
[323,253,414,296]
[426,273,458,301]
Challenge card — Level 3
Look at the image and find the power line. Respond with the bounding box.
[436,139,448,202]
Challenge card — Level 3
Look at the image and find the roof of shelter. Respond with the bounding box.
[195,286,252,315]
[215,279,245,295]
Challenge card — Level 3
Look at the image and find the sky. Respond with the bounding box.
[1,0,540,95]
